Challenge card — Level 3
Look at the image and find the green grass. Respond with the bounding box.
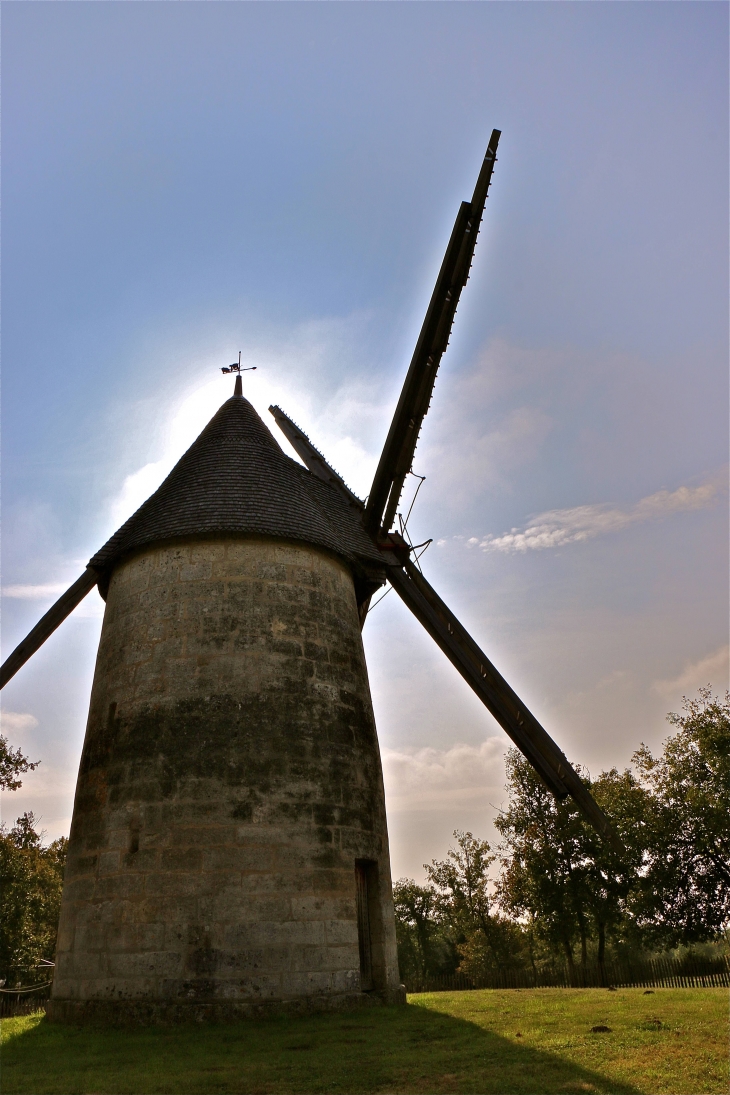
[1,988,727,1094]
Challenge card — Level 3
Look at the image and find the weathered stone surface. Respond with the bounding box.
[50,537,402,1021]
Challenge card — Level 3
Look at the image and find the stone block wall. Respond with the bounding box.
[49,537,402,1022]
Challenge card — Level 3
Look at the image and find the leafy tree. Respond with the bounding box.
[395,687,728,985]
[426,830,524,976]
[0,813,67,987]
[427,831,495,936]
[392,879,457,981]
[575,767,649,976]
[494,752,647,981]
[494,753,588,979]
[0,735,39,791]
[631,688,730,945]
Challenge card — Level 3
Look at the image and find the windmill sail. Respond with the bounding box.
[382,554,619,847]
[269,405,364,507]
[0,570,98,689]
[269,405,381,628]
[269,404,619,847]
[364,129,500,536]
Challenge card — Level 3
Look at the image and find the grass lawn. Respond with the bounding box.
[1,988,727,1094]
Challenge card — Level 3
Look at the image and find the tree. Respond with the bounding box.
[392,879,457,982]
[0,735,39,791]
[495,753,588,979]
[426,830,524,977]
[427,831,495,937]
[494,751,647,982]
[395,687,728,985]
[631,688,730,945]
[575,767,649,976]
[0,813,67,987]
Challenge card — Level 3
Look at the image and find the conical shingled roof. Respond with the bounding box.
[89,390,385,580]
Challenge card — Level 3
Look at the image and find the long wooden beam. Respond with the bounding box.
[385,556,620,848]
[269,406,620,847]
[268,405,363,507]
[364,130,500,537]
[0,569,99,689]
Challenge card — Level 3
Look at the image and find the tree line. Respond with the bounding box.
[0,735,66,989]
[394,688,729,985]
[0,688,727,988]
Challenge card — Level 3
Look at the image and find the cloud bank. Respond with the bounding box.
[471,480,720,554]
[0,711,39,737]
[2,584,69,600]
[381,739,505,813]
[2,583,105,621]
[652,645,729,698]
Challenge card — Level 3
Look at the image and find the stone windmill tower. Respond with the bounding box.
[54,382,400,1021]
[2,130,617,1023]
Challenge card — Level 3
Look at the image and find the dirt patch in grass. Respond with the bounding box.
[1,987,726,1094]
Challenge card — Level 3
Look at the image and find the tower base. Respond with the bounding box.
[47,986,406,1026]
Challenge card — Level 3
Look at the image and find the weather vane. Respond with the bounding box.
[221,351,256,376]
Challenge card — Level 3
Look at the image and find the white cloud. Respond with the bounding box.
[2,583,68,600]
[1,582,104,619]
[476,479,720,554]
[382,739,505,812]
[1,757,76,839]
[652,645,730,698]
[1,711,39,737]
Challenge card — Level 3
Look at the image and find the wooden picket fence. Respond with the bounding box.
[1,955,727,1015]
[405,954,730,994]
[0,982,52,1017]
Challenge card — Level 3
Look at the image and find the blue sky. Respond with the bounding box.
[2,1,727,879]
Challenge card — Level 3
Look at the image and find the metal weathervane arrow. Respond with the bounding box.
[221,351,257,375]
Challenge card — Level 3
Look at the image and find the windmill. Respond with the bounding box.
[2,130,617,1023]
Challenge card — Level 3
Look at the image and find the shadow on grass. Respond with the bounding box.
[2,1002,644,1095]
